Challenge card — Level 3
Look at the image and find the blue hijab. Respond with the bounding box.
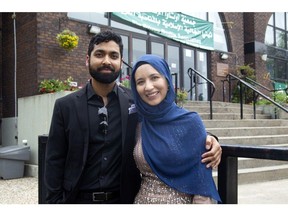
[131,54,221,202]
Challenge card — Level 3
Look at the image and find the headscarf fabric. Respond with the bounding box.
[131,54,221,202]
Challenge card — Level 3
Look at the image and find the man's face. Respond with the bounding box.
[86,40,122,84]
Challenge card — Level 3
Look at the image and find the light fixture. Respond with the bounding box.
[220,52,229,60]
[261,54,268,61]
[88,25,101,34]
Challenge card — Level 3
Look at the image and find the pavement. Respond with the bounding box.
[0,176,288,204]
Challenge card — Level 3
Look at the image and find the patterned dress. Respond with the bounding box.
[133,125,215,204]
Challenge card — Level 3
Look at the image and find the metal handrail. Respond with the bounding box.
[187,68,216,119]
[227,73,288,119]
[245,76,288,95]
[218,144,288,204]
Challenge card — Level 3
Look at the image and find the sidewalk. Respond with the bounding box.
[0,176,288,204]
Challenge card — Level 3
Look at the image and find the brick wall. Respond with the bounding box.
[211,12,245,102]
[36,13,91,89]
[243,13,273,91]
[2,12,94,117]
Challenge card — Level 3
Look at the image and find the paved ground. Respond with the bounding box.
[0,176,288,204]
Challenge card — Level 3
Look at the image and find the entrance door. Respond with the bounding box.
[183,48,195,100]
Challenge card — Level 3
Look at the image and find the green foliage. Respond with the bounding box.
[120,75,131,88]
[176,88,188,107]
[231,64,256,104]
[38,76,78,94]
[256,91,288,106]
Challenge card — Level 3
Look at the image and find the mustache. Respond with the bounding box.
[97,65,115,72]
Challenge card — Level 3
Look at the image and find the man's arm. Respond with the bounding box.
[201,135,222,169]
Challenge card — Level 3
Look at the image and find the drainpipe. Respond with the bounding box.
[12,12,18,144]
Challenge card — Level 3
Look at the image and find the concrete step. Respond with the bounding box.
[185,105,263,114]
[219,134,288,145]
[237,164,288,184]
[184,101,254,108]
[185,101,288,185]
[199,112,271,120]
[238,157,288,169]
[203,119,288,128]
[213,164,288,185]
[207,126,288,137]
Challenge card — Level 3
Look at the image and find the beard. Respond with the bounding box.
[89,64,121,84]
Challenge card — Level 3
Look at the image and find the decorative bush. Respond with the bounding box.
[38,76,78,94]
[176,88,188,107]
[120,75,131,88]
[231,64,256,104]
[56,29,79,51]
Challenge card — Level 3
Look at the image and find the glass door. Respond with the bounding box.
[183,48,195,100]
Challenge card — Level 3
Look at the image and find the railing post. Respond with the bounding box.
[171,73,178,104]
[228,75,232,102]
[239,82,244,119]
[218,156,238,204]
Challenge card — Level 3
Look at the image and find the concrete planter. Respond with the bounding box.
[17,91,72,166]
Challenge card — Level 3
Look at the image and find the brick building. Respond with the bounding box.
[1,12,287,147]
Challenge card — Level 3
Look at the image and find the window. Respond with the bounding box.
[265,12,288,82]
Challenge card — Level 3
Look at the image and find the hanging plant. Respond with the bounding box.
[56,29,79,51]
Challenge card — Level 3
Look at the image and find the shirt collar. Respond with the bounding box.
[87,79,118,100]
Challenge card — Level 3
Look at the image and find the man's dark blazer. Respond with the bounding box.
[44,83,141,204]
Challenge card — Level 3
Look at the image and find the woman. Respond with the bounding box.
[130,54,221,204]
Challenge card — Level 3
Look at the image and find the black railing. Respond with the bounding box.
[226,73,288,119]
[218,144,288,204]
[187,68,215,119]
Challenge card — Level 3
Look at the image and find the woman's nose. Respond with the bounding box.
[144,80,153,90]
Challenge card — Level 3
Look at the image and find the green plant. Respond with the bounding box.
[231,64,256,104]
[236,64,255,79]
[120,75,131,88]
[38,76,78,94]
[56,29,79,51]
[256,91,287,106]
[176,88,188,107]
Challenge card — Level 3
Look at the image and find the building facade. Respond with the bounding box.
[1,12,287,147]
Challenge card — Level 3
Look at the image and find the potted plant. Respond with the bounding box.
[38,76,78,94]
[231,64,256,104]
[120,75,131,88]
[176,88,188,107]
[56,29,79,51]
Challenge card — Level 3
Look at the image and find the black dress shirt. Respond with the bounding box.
[79,82,122,193]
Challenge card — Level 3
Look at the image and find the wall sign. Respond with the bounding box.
[112,12,214,50]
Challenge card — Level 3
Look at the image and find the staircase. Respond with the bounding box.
[183,100,288,185]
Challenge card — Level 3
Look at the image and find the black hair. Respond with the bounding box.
[87,30,123,57]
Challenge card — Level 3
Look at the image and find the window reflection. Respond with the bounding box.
[132,38,146,67]
[265,13,288,82]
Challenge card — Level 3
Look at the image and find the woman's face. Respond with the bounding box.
[134,64,169,106]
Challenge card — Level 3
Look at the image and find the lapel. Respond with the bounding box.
[118,86,130,147]
[74,85,89,162]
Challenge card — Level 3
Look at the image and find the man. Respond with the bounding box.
[44,30,222,204]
